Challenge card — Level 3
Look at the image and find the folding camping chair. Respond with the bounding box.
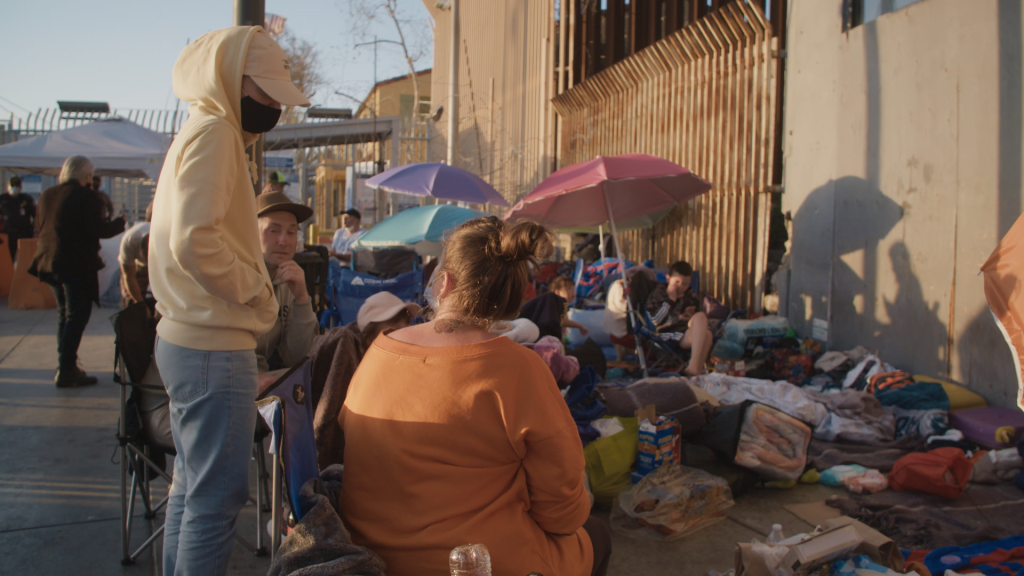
[621,271,699,375]
[111,303,272,566]
[321,263,425,328]
[352,248,420,278]
[255,358,318,559]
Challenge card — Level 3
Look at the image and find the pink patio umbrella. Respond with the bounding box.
[503,153,712,229]
[505,153,712,376]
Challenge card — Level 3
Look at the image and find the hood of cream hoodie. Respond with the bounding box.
[149,26,279,351]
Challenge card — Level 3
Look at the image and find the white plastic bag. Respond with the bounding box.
[610,464,734,541]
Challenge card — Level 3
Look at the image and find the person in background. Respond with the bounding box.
[520,275,589,340]
[30,155,126,387]
[0,176,35,263]
[148,27,310,576]
[253,190,318,379]
[646,260,713,375]
[604,277,633,361]
[91,176,115,220]
[328,208,363,263]
[119,200,154,309]
[261,170,288,195]
[339,216,610,576]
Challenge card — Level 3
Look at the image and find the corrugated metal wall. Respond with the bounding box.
[553,1,780,311]
[424,0,557,204]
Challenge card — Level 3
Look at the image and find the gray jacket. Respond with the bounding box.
[255,272,318,372]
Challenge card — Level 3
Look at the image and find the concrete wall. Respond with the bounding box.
[783,0,1024,406]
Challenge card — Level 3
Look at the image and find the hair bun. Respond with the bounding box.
[499,220,554,263]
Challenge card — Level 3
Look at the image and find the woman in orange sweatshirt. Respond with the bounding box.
[339,217,611,576]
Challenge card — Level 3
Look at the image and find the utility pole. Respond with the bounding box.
[446,0,459,168]
[234,0,265,194]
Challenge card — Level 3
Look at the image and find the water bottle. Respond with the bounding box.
[450,543,491,576]
[766,524,785,545]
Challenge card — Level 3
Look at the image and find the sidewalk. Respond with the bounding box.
[0,302,845,576]
[0,302,270,576]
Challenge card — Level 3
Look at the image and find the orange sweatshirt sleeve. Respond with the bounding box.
[513,353,592,536]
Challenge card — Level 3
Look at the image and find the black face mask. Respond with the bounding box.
[240,96,281,134]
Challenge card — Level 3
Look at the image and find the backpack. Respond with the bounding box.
[867,371,915,394]
[889,447,973,499]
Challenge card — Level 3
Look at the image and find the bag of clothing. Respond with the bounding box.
[696,401,812,481]
[889,447,972,499]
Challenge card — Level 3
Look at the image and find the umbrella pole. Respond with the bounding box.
[603,189,649,378]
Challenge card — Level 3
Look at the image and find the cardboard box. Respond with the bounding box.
[635,405,682,478]
[735,516,901,576]
[735,544,773,576]
[822,517,904,573]
[776,524,862,576]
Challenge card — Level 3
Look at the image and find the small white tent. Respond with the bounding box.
[0,117,170,181]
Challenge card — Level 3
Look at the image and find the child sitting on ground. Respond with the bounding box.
[519,275,589,340]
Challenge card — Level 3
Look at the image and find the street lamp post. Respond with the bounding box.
[234,0,266,194]
[354,37,405,221]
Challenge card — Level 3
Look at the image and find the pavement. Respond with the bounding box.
[0,301,845,576]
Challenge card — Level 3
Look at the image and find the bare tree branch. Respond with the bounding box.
[342,0,430,118]
[277,26,325,122]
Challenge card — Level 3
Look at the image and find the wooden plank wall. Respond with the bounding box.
[552,1,780,312]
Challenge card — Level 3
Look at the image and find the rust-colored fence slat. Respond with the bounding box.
[551,0,778,312]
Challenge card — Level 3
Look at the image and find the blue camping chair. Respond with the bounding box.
[256,358,318,559]
[321,263,425,328]
[627,305,688,373]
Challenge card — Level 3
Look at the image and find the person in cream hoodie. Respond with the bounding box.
[149,26,309,575]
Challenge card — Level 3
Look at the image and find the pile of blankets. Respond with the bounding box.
[689,373,898,445]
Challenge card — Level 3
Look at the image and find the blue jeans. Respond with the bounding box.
[156,337,258,576]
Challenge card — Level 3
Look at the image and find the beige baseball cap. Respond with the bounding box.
[244,30,311,107]
[357,292,421,330]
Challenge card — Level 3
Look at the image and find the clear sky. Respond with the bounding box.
[0,0,434,118]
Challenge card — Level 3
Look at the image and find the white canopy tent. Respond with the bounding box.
[0,117,170,181]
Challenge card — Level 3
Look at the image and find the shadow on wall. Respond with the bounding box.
[958,308,1019,408]
[789,176,949,378]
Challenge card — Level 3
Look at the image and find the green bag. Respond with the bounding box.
[584,417,639,508]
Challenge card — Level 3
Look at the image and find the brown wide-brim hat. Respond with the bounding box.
[257,191,313,223]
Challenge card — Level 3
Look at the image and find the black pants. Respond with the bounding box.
[47,277,94,372]
[6,231,27,264]
[583,515,611,576]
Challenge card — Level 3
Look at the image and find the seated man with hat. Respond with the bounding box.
[255,190,319,381]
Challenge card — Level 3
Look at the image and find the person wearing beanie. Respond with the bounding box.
[147,26,311,575]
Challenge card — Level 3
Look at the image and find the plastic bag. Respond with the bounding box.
[610,464,734,541]
[583,417,639,508]
[819,464,871,486]
[831,555,905,575]
[734,403,812,481]
[820,465,889,493]
[844,469,888,494]
[712,316,791,359]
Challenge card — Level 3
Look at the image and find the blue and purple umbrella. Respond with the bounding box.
[365,162,509,207]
